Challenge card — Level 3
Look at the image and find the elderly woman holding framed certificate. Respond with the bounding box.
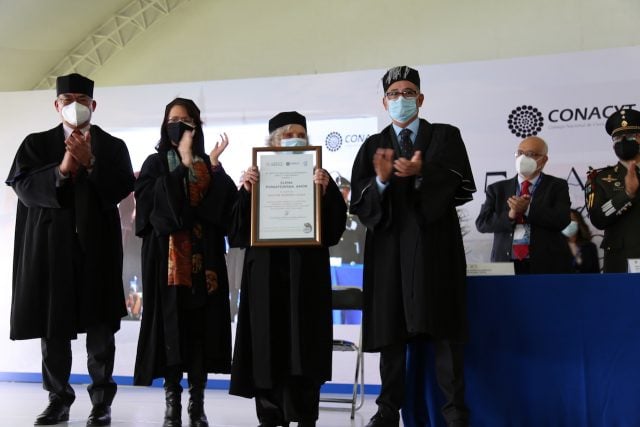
[229,112,347,427]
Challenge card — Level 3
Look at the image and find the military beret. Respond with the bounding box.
[605,108,640,137]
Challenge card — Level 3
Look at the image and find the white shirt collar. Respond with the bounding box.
[517,172,541,186]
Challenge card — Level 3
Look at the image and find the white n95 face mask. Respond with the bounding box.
[61,102,92,126]
[515,154,537,177]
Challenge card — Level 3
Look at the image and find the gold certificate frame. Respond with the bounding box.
[250,146,322,247]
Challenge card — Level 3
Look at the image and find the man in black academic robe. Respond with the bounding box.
[350,66,476,427]
[6,73,135,426]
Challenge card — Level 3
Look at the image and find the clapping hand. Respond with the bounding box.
[210,132,229,166]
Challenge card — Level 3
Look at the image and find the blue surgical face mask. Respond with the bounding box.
[387,97,418,123]
[280,137,307,147]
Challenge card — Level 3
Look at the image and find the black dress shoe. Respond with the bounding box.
[34,401,70,425]
[365,411,400,427]
[86,404,111,426]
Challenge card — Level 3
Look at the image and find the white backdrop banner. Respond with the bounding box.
[0,46,639,383]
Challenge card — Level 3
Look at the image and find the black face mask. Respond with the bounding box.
[167,121,195,144]
[613,137,640,161]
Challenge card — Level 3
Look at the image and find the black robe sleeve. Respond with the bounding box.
[320,177,347,247]
[228,187,251,248]
[6,125,135,210]
[418,124,476,223]
[6,127,66,207]
[135,154,190,237]
[86,126,136,208]
[349,134,388,229]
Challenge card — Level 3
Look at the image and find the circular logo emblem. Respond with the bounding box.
[508,105,544,138]
[325,131,343,152]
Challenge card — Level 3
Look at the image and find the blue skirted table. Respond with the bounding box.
[403,273,640,427]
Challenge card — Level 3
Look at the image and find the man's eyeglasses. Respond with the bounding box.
[385,89,418,100]
[57,94,92,106]
[167,117,196,127]
[515,150,544,159]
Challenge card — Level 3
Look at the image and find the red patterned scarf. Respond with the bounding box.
[167,152,218,293]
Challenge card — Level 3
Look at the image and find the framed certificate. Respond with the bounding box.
[250,146,322,246]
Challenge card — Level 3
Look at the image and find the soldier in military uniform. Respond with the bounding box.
[586,108,640,272]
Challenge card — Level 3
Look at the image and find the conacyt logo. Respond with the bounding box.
[508,105,544,138]
[325,131,343,152]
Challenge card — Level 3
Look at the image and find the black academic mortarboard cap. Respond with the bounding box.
[56,73,94,97]
[268,111,307,133]
[606,108,640,137]
[382,66,420,92]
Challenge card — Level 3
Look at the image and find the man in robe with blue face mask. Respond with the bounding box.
[586,108,640,272]
[350,66,476,427]
[5,73,135,426]
[476,136,573,275]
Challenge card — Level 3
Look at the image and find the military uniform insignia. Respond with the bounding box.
[585,166,610,209]
[601,200,617,217]
[601,175,617,183]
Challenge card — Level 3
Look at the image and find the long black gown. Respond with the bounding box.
[133,153,237,385]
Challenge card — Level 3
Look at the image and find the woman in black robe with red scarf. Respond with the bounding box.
[133,98,237,427]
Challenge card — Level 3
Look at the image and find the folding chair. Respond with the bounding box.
[320,286,365,419]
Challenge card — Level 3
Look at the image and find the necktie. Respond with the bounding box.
[513,180,531,261]
[399,128,413,159]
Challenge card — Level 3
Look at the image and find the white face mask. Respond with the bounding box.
[515,154,538,178]
[562,220,579,238]
[61,101,92,127]
[280,137,307,147]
